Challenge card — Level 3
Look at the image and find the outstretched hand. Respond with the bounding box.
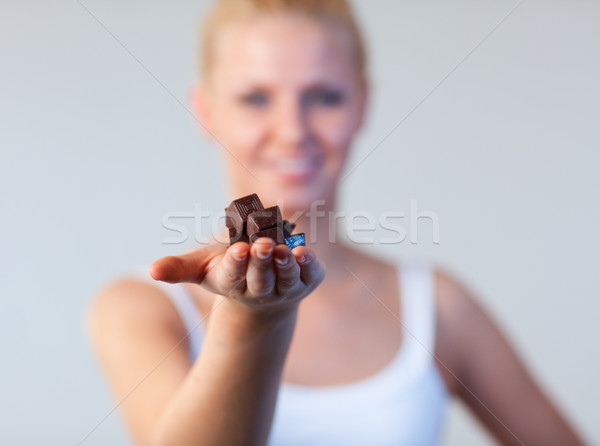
[149,238,325,310]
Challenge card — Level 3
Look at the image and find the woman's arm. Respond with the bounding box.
[153,295,298,446]
[89,240,324,446]
[435,269,587,446]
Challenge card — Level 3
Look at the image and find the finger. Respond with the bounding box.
[273,244,300,295]
[216,242,250,296]
[148,244,226,284]
[293,247,326,289]
[246,238,276,296]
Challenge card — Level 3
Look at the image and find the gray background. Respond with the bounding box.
[1,0,598,445]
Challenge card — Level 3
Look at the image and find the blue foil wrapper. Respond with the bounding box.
[285,233,305,250]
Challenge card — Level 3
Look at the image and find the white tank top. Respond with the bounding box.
[143,261,449,445]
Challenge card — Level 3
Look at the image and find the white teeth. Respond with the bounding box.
[274,158,314,175]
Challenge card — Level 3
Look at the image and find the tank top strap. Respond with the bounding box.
[399,261,437,365]
[160,282,205,362]
[131,269,205,362]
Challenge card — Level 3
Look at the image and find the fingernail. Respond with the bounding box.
[232,250,247,261]
[297,255,308,264]
[256,246,273,260]
[274,255,289,266]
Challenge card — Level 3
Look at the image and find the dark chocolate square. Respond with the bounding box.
[247,206,283,239]
[250,227,286,245]
[227,226,248,244]
[225,193,264,244]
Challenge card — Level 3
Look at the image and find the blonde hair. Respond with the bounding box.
[200,0,367,79]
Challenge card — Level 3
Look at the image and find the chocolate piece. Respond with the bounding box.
[250,227,286,245]
[227,226,241,243]
[225,193,264,244]
[247,206,283,239]
[285,233,306,250]
[225,193,305,248]
[282,220,296,238]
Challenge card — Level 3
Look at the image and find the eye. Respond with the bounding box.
[304,88,345,107]
[240,91,269,107]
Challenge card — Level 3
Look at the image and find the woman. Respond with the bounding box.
[90,1,586,445]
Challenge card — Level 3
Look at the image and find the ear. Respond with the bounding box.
[189,83,214,139]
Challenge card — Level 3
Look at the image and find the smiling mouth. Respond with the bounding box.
[270,157,322,180]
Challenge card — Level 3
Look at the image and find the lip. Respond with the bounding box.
[267,156,323,182]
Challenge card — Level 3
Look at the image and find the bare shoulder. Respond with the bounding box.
[87,277,191,446]
[431,265,586,446]
[431,265,480,395]
[89,277,186,339]
[432,265,526,394]
[433,266,488,345]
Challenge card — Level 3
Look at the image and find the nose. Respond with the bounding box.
[272,95,309,149]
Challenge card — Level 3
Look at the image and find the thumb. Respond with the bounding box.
[149,244,226,284]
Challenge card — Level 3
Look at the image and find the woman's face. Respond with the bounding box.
[196,14,367,214]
